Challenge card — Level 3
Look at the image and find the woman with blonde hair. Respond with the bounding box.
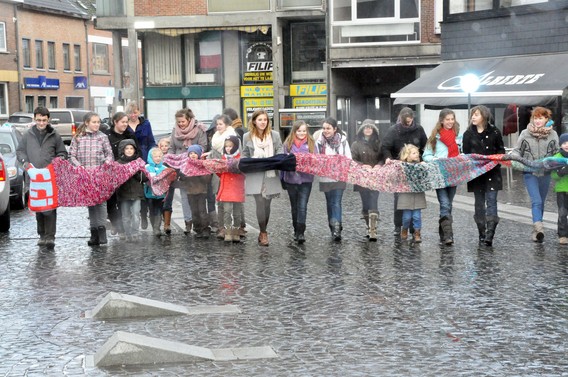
[242,110,283,246]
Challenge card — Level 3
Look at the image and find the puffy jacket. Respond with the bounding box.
[105,126,139,160]
[116,139,147,201]
[17,124,67,168]
[145,147,166,199]
[281,141,314,185]
[380,121,427,162]
[462,124,505,193]
[129,117,156,162]
[216,154,245,203]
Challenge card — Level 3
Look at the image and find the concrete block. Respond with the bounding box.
[84,292,240,319]
[86,331,278,367]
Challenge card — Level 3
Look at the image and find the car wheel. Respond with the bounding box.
[0,202,10,232]
[11,185,27,210]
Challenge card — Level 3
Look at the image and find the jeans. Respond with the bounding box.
[88,202,107,228]
[162,186,175,212]
[287,182,312,225]
[358,188,379,213]
[324,189,344,224]
[557,192,568,237]
[147,198,163,218]
[402,209,422,229]
[523,173,551,223]
[120,199,141,236]
[473,190,498,219]
[436,186,457,218]
[178,188,192,221]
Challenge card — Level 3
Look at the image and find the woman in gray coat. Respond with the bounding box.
[241,109,283,246]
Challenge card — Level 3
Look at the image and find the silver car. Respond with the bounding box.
[0,149,10,232]
[3,112,34,134]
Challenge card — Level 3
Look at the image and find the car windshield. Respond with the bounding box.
[8,115,32,124]
[0,133,16,153]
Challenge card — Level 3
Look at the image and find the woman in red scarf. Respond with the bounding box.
[423,109,461,245]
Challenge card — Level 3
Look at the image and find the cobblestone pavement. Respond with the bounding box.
[1,172,567,376]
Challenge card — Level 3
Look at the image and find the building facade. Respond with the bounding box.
[0,0,21,121]
[95,0,443,138]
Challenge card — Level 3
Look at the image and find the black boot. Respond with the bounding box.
[331,221,342,241]
[87,227,99,246]
[484,216,499,246]
[97,226,108,245]
[297,223,306,244]
[440,216,454,245]
[292,220,298,241]
[474,215,486,243]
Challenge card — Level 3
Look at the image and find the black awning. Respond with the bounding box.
[392,53,568,106]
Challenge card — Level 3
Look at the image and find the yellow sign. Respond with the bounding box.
[290,84,327,96]
[292,97,327,108]
[240,85,274,98]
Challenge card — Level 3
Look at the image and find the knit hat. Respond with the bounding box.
[224,135,240,155]
[560,133,568,146]
[187,144,203,157]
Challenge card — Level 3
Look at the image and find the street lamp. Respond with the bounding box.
[460,73,480,115]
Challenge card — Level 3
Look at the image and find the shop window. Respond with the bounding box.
[185,31,222,84]
[208,0,269,12]
[48,42,56,70]
[22,39,31,68]
[74,44,81,72]
[145,33,181,86]
[290,22,326,82]
[93,43,109,74]
[0,83,7,117]
[331,0,420,45]
[63,43,71,71]
[0,23,6,52]
[35,40,44,69]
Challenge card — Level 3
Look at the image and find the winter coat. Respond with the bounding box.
[379,121,427,162]
[168,126,208,155]
[509,126,558,177]
[397,191,427,210]
[128,117,156,162]
[241,131,283,196]
[116,140,147,201]
[185,172,212,195]
[351,124,380,192]
[17,124,67,168]
[281,141,314,185]
[217,154,245,203]
[105,127,139,160]
[462,124,505,193]
[552,152,568,192]
[422,133,462,161]
[69,130,113,168]
[144,147,166,199]
[315,132,352,190]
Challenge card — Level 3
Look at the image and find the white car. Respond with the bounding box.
[0,150,10,232]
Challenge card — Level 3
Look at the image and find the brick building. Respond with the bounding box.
[0,0,21,121]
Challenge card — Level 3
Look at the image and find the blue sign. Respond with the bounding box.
[74,76,88,89]
[24,76,59,90]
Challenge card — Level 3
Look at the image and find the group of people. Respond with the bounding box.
[15,102,568,249]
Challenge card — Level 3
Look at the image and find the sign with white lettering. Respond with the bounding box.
[243,41,273,84]
[24,76,60,90]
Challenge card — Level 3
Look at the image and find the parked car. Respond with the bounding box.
[0,150,10,232]
[0,126,28,210]
[3,112,34,134]
[48,108,92,144]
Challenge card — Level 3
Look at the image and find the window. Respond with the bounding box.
[331,0,420,45]
[49,96,58,108]
[47,42,56,70]
[93,43,109,74]
[278,0,321,8]
[208,0,269,12]
[25,96,34,113]
[184,31,222,84]
[35,40,44,69]
[145,33,181,85]
[0,83,8,117]
[63,43,70,71]
[74,44,81,71]
[449,0,549,14]
[22,38,31,68]
[291,22,326,82]
[0,22,6,52]
[38,96,46,108]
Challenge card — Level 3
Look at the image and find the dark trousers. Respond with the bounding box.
[187,193,208,232]
[287,182,312,225]
[254,194,272,232]
[359,188,379,213]
[148,198,163,218]
[557,192,568,237]
[162,186,175,212]
[36,209,57,239]
[106,192,124,233]
[393,193,403,228]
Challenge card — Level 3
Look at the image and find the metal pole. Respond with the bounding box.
[468,92,471,115]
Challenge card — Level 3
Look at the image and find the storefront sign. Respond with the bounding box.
[24,76,60,90]
[243,42,273,84]
[243,98,273,122]
[240,85,274,98]
[74,76,88,89]
[290,84,327,96]
[292,97,327,108]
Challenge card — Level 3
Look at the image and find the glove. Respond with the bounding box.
[557,166,568,177]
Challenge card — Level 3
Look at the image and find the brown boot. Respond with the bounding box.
[163,211,172,235]
[224,227,232,242]
[401,228,408,240]
[414,229,422,243]
[231,227,241,243]
[258,231,269,246]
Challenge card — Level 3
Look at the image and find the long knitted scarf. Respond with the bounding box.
[49,153,568,207]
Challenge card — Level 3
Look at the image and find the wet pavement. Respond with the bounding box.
[1,168,567,376]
